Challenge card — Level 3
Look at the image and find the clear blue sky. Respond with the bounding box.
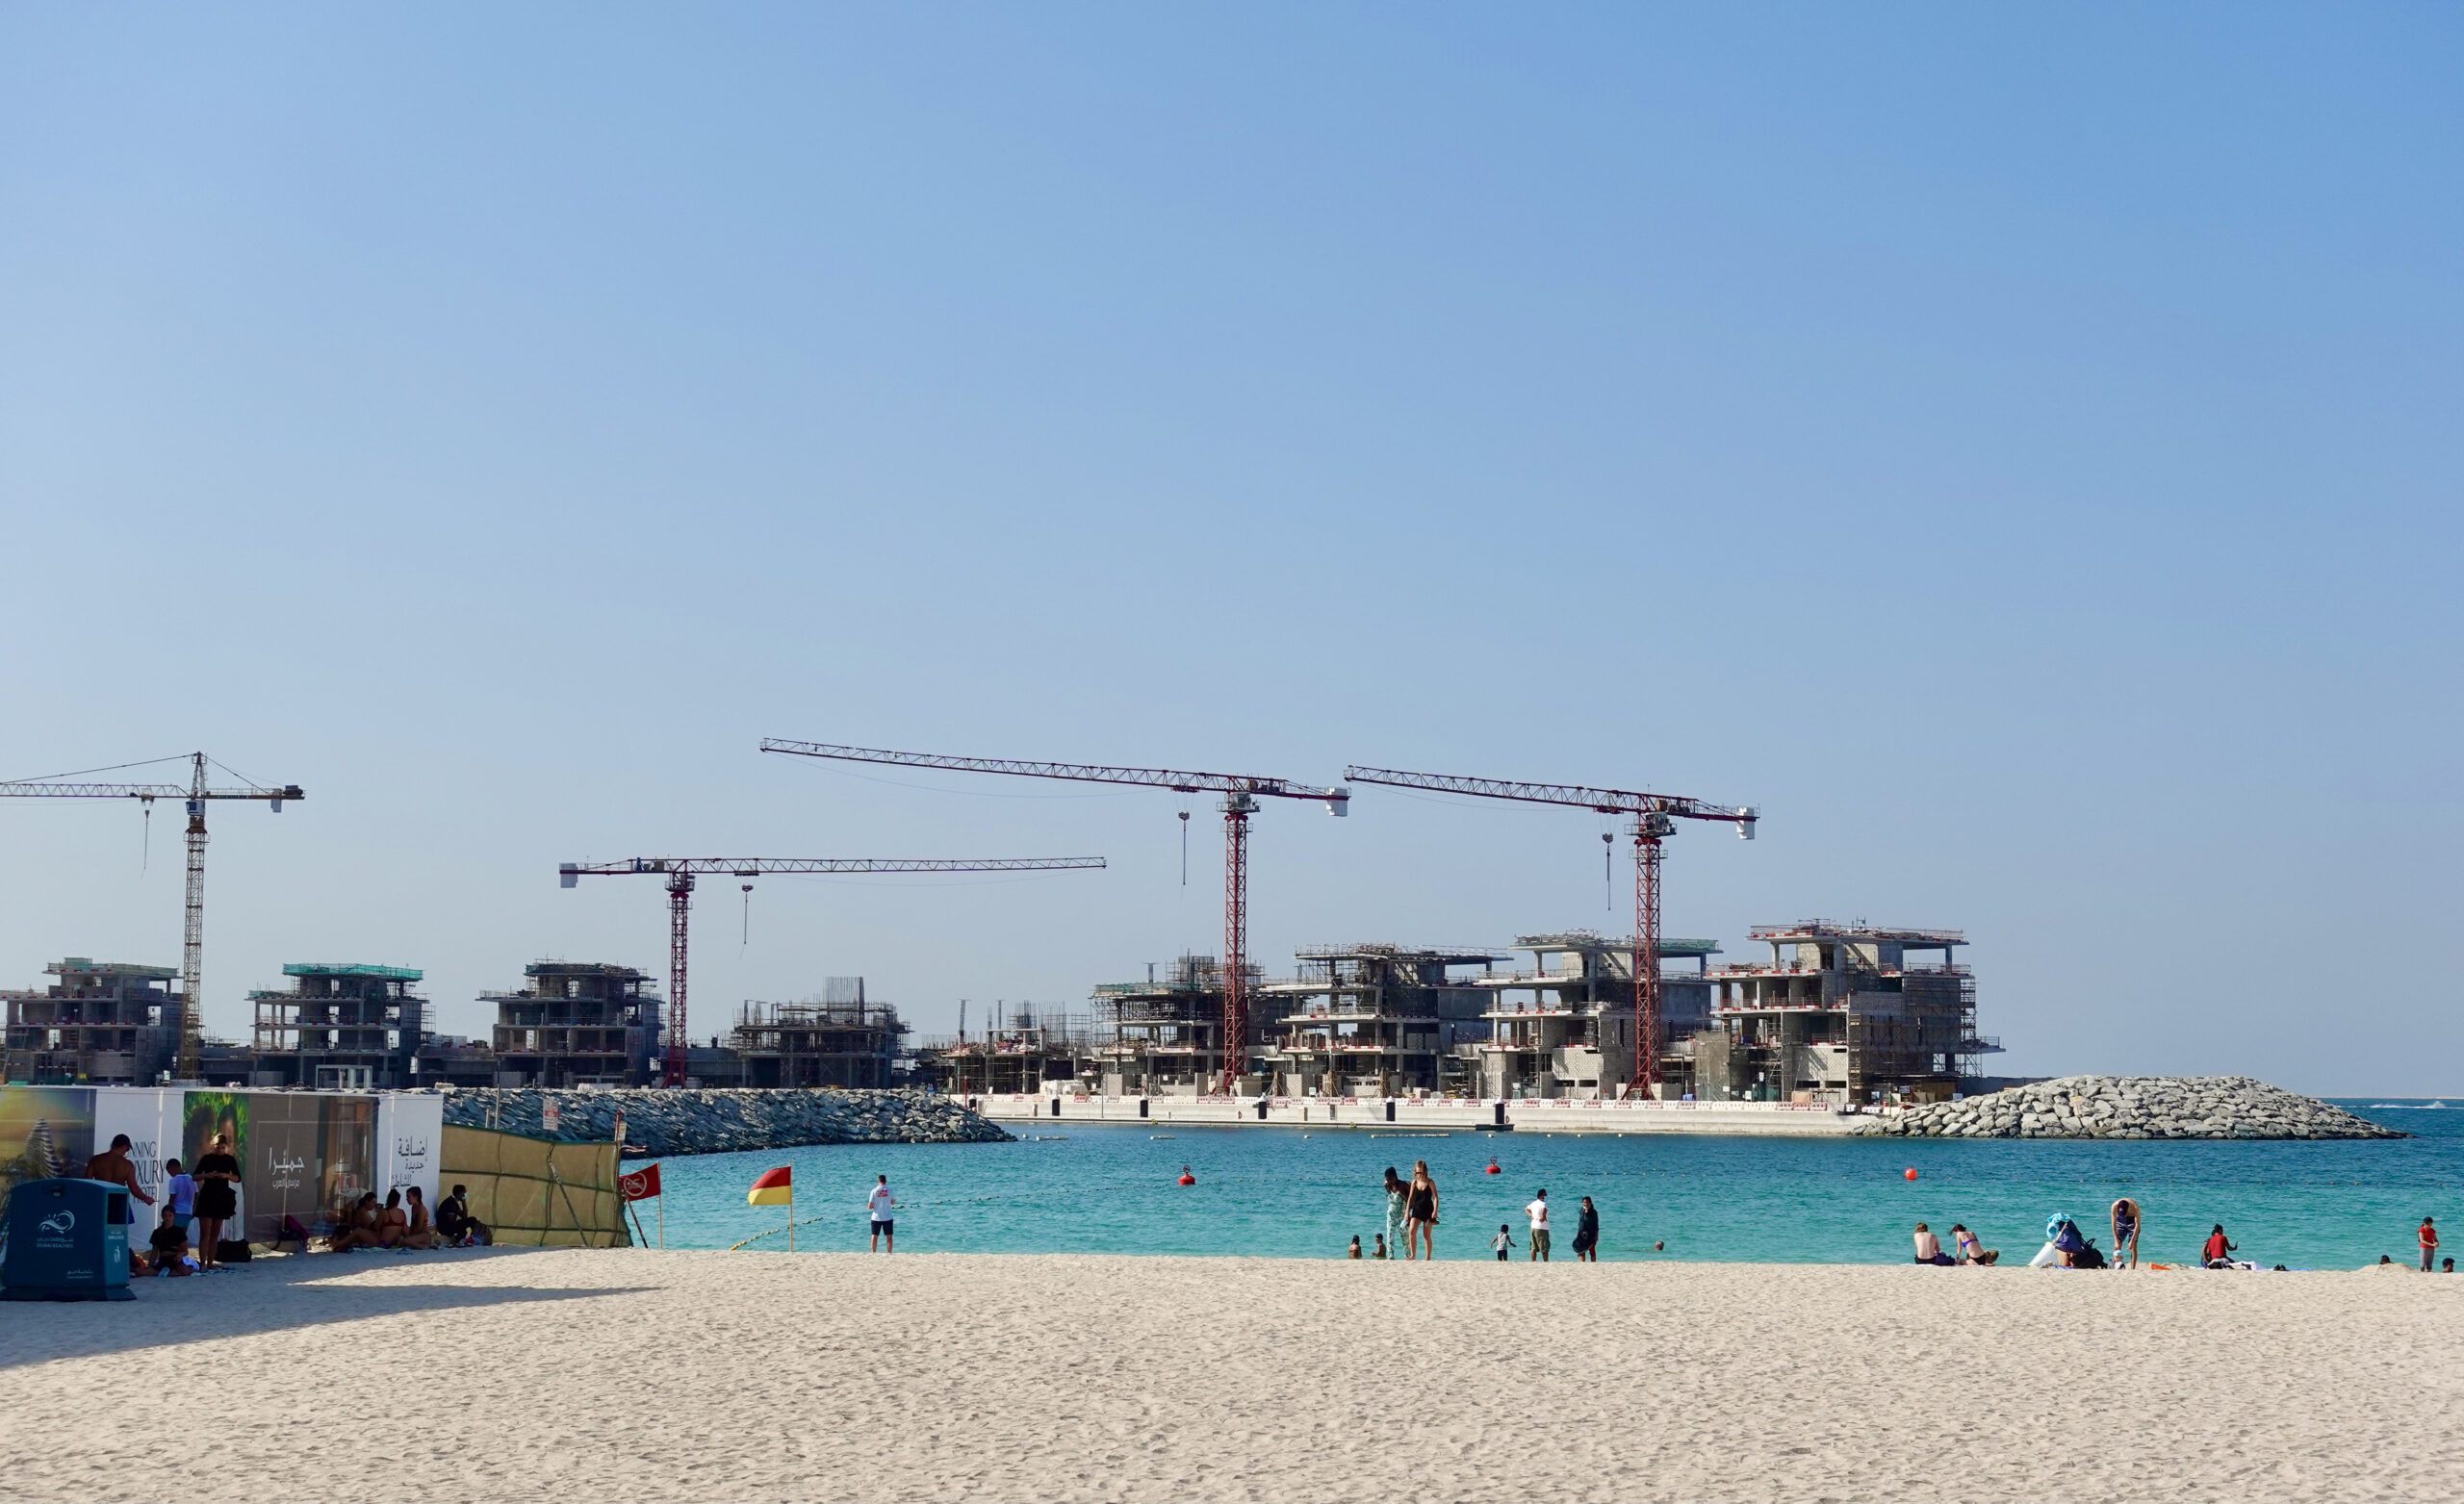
[3,7,2456,1092]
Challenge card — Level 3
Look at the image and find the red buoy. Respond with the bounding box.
[1484,1158,1501,1175]
[1904,1167,1918,1181]
[1178,1165,1196,1186]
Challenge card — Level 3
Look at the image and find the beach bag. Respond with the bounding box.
[2073,1241,2107,1269]
[216,1238,252,1263]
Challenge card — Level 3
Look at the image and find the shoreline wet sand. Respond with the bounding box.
[3,1247,2457,1502]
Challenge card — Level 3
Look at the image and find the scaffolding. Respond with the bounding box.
[1257,944,1502,1099]
[249,962,425,1090]
[928,1001,1100,1095]
[1702,922,1998,1104]
[1088,955,1277,1096]
[487,960,664,1088]
[731,978,908,1089]
[2,958,186,1085]
[1475,932,1720,1099]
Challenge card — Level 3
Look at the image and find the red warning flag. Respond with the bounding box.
[619,1163,662,1202]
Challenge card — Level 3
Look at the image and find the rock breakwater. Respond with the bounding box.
[1854,1075,2400,1139]
[442,1087,1013,1157]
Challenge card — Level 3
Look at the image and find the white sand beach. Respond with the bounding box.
[3,1249,2458,1502]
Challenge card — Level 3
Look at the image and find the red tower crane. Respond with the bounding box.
[559,854,1106,1087]
[1341,765,1755,1094]
[757,740,1350,1094]
[1,752,304,1079]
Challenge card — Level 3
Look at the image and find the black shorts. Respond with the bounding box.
[870,1219,893,1236]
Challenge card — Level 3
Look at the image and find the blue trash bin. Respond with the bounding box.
[2,1178,135,1302]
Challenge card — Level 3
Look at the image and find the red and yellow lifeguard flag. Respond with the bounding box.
[747,1166,792,1207]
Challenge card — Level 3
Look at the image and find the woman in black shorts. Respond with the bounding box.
[192,1134,242,1267]
[1404,1160,1439,1260]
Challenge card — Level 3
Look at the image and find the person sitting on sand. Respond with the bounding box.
[146,1205,195,1276]
[437,1185,491,1247]
[1952,1224,1997,1264]
[1912,1222,1956,1265]
[2202,1224,2237,1268]
[2110,1198,2142,1269]
[400,1185,436,1250]
[329,1192,383,1252]
[373,1189,409,1249]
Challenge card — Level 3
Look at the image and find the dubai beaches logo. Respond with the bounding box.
[38,1211,74,1236]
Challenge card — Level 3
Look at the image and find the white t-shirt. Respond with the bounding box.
[867,1185,894,1221]
[1527,1199,1550,1232]
[1491,1230,1512,1253]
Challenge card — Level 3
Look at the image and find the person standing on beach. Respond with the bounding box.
[1572,1196,1600,1262]
[83,1134,156,1272]
[191,1134,242,1268]
[2420,1216,2438,1272]
[1381,1167,1407,1262]
[1526,1188,1552,1262]
[1491,1224,1516,1261]
[2110,1198,2142,1269]
[867,1175,896,1252]
[1404,1160,1439,1260]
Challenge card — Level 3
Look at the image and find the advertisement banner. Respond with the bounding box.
[374,1093,443,1215]
[0,1085,96,1227]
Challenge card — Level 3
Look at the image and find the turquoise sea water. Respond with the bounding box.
[629,1101,2464,1270]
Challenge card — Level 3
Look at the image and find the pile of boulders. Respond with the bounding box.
[442,1087,1013,1157]
[1853,1075,2401,1139]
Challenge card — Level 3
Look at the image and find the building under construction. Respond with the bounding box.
[1691,922,1998,1104]
[248,963,426,1090]
[2,958,188,1085]
[486,960,664,1087]
[929,1001,1101,1095]
[1084,955,1282,1096]
[730,978,908,1089]
[1474,932,1718,1099]
[1257,944,1502,1098]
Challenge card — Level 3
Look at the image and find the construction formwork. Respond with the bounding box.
[730,978,907,1089]
[928,1003,1101,1096]
[1258,945,1502,1100]
[487,961,663,1088]
[1475,932,1719,1100]
[2,958,186,1085]
[1698,922,1999,1104]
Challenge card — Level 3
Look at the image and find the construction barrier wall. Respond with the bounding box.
[439,1125,630,1248]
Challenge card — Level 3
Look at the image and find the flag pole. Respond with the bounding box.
[657,1194,664,1250]
[786,1182,794,1252]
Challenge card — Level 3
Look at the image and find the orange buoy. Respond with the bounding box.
[1904,1167,1918,1181]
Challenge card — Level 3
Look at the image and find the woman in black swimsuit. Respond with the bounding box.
[1404,1160,1439,1260]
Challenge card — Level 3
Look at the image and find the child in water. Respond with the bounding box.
[1348,1236,1362,1260]
[1492,1223,1517,1261]
[1373,1234,1389,1260]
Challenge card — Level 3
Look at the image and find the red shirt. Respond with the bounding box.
[2423,1223,2438,1249]
[2203,1233,2229,1262]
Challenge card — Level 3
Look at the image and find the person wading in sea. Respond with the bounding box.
[1404,1160,1439,1260]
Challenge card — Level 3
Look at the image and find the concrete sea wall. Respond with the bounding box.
[442,1087,1013,1158]
[1853,1075,2401,1139]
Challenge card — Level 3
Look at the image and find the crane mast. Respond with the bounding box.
[759,739,1348,1094]
[560,854,1106,1086]
[0,752,303,1079]
[1343,765,1754,1094]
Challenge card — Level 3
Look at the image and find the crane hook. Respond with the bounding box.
[741,882,754,946]
[1179,808,1191,885]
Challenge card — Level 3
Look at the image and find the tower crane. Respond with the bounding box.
[0,752,304,1079]
[559,854,1106,1086]
[757,739,1350,1094]
[1342,765,1754,1093]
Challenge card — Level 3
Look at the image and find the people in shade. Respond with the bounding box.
[374,1189,409,1249]
[329,1192,383,1252]
[1404,1160,1439,1260]
[191,1134,242,1268]
[2202,1224,2238,1268]
[1912,1222,1956,1266]
[2110,1198,2142,1269]
[1952,1224,1997,1264]
[2420,1216,2439,1273]
[144,1205,195,1276]
[401,1185,436,1250]
[1381,1167,1407,1261]
[1525,1188,1552,1262]
[164,1158,196,1243]
[1572,1196,1600,1262]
